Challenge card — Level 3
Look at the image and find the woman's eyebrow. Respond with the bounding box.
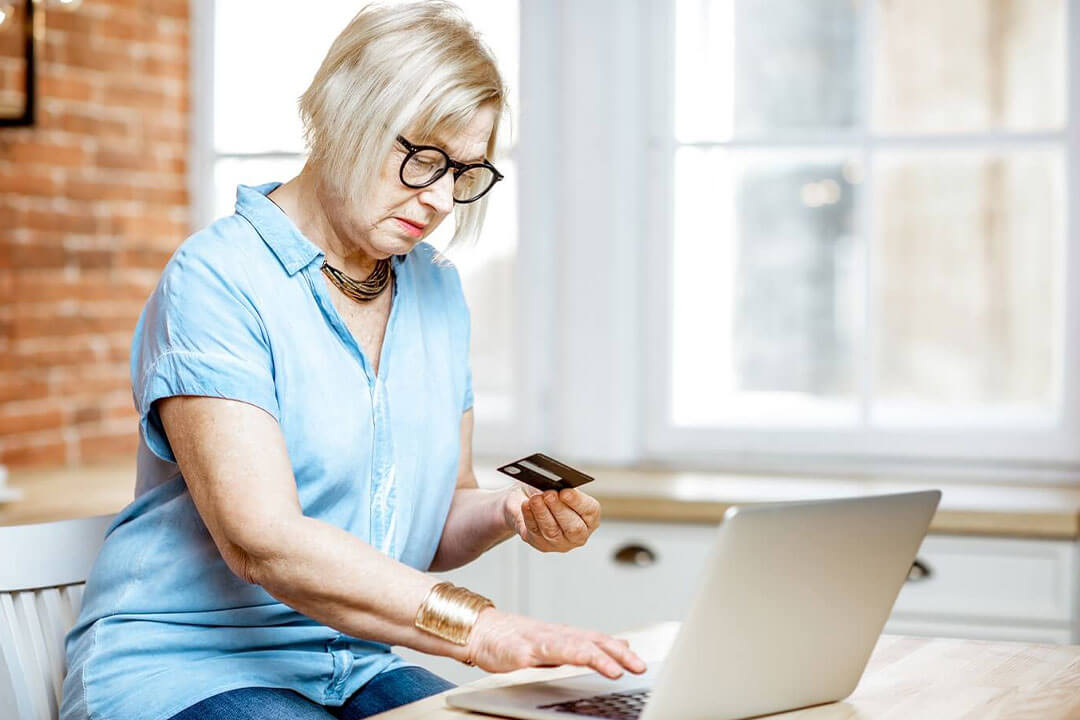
[450,149,486,164]
[433,138,486,164]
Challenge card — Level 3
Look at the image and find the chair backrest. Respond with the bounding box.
[0,514,115,720]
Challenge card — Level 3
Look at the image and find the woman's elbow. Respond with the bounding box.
[212,516,295,586]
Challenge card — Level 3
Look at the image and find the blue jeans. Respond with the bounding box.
[166,666,456,720]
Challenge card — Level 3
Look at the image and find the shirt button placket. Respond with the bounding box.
[370,376,397,557]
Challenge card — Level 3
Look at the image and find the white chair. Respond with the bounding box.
[0,515,115,720]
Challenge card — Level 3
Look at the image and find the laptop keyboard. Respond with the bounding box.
[537,688,651,719]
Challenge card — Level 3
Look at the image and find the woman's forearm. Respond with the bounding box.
[427,486,521,572]
[243,514,472,660]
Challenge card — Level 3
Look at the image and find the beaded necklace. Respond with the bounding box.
[321,258,392,302]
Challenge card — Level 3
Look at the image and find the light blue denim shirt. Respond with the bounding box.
[60,183,473,720]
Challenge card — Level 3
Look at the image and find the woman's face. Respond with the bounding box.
[319,104,497,260]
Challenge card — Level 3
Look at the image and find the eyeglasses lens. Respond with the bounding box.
[402,148,446,186]
[452,166,496,203]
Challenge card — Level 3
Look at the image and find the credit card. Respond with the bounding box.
[496,453,594,491]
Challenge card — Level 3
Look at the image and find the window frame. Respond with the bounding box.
[191,0,1080,482]
[641,0,1080,478]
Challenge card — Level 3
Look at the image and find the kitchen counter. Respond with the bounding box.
[580,467,1080,539]
[2,461,1079,539]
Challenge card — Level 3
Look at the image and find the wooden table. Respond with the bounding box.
[370,622,1080,719]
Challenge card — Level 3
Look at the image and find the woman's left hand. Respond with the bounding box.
[502,486,601,552]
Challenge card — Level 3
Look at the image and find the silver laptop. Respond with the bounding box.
[448,490,941,720]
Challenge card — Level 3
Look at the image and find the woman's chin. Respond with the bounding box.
[377,235,424,257]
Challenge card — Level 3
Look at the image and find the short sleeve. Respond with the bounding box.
[131,239,279,463]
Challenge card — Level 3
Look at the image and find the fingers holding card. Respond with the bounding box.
[497,453,594,492]
[500,454,598,552]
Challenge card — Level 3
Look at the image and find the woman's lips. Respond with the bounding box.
[394,217,425,238]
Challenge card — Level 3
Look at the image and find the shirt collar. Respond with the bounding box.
[234,182,323,276]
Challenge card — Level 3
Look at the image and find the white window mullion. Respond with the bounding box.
[643,0,678,460]
[189,0,216,232]
[858,0,877,431]
[1061,0,1080,444]
[552,0,649,465]
[475,0,559,455]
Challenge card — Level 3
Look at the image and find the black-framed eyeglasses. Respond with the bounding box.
[395,135,504,204]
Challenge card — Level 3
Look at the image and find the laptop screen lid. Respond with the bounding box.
[446,490,940,720]
[641,490,940,720]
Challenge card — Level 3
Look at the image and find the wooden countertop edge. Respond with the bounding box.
[591,495,1080,540]
[3,462,1080,539]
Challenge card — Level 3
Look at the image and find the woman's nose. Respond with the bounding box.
[419,171,455,214]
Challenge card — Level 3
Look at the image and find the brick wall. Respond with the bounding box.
[0,0,189,468]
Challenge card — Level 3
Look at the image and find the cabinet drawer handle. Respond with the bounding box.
[906,558,932,583]
[613,544,656,567]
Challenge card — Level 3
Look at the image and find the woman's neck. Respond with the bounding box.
[269,168,379,278]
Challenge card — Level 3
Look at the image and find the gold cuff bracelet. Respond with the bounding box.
[414,581,494,646]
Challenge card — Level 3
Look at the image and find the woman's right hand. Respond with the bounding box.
[463,608,647,679]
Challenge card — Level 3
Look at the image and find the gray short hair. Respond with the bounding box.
[299,1,507,247]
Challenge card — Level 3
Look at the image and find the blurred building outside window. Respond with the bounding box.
[198,0,520,435]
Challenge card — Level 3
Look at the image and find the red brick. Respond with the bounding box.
[0,168,59,197]
[78,428,137,463]
[10,312,138,341]
[105,403,137,422]
[40,71,95,103]
[60,111,130,138]
[11,272,153,302]
[21,209,99,235]
[10,141,88,167]
[102,82,170,112]
[148,0,188,20]
[0,375,51,403]
[136,184,187,206]
[50,365,133,397]
[116,247,175,270]
[63,178,136,203]
[46,9,94,34]
[10,242,67,270]
[72,405,102,424]
[0,405,65,435]
[107,339,134,363]
[0,438,68,467]
[99,0,141,9]
[96,147,149,170]
[143,56,186,81]
[0,336,131,371]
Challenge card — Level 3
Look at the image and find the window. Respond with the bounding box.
[647,0,1077,469]
[196,1,521,441]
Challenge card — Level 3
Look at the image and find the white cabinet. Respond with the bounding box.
[519,521,1080,645]
[519,521,717,633]
[885,535,1078,643]
[397,520,1079,684]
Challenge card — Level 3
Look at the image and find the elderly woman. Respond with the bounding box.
[59,3,644,720]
